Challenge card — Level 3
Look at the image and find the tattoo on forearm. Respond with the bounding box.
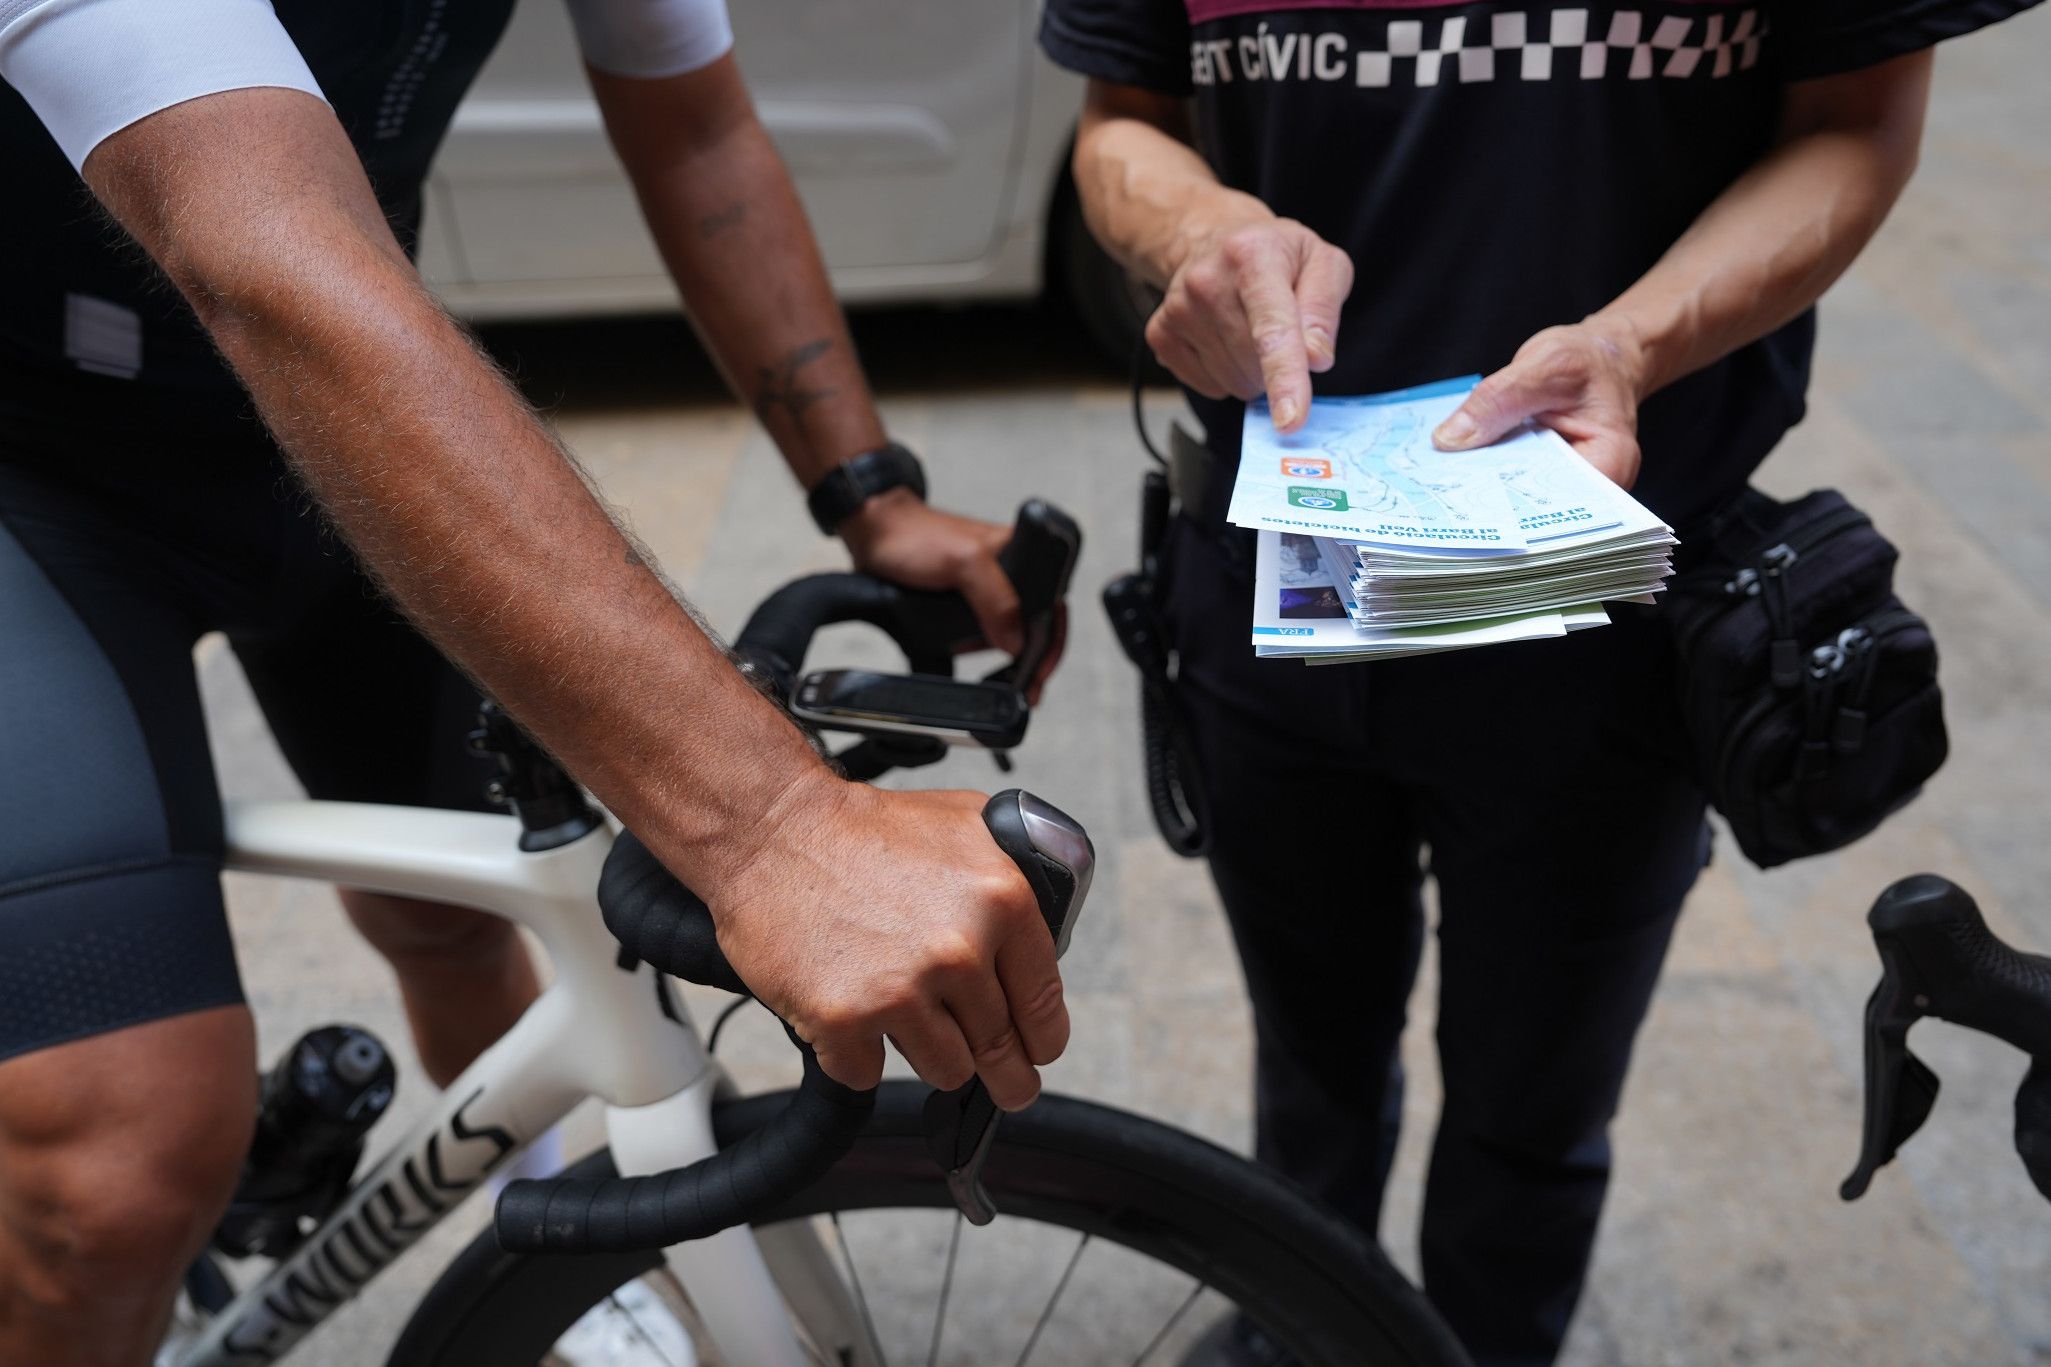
[696,200,747,239]
[754,338,837,426]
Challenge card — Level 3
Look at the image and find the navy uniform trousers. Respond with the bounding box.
[1164,517,1710,1367]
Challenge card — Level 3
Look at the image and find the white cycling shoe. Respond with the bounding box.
[547,1276,699,1367]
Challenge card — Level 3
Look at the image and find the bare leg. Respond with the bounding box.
[340,891,542,1087]
[0,1007,256,1367]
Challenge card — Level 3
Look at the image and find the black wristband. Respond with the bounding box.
[806,442,927,536]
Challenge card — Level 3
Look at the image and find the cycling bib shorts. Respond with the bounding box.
[0,429,498,1062]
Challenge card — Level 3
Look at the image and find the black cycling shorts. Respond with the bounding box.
[0,424,495,1063]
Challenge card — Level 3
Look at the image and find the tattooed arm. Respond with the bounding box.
[592,55,1046,660]
[591,55,878,476]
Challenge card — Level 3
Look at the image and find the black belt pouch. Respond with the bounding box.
[1666,487,1948,869]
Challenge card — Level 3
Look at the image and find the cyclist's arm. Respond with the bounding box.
[62,85,1061,1107]
[79,87,816,882]
[577,23,1029,656]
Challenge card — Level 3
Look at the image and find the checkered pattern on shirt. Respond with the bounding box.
[1353,7,1767,88]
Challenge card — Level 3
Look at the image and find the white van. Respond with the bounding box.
[419,0,1141,358]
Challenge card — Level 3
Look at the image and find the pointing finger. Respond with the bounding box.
[1229,237,1313,432]
[1295,240,1354,374]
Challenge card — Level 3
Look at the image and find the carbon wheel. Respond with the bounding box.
[389,1083,1467,1367]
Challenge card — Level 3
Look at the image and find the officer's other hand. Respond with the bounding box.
[841,488,1065,697]
[1146,218,1354,435]
[699,777,1068,1110]
[1432,319,1650,489]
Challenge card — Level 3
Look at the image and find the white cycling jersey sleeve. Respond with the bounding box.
[0,0,324,171]
[563,0,733,80]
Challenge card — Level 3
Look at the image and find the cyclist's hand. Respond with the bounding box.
[1432,319,1649,490]
[839,488,1066,697]
[1146,215,1353,435]
[705,777,1068,1110]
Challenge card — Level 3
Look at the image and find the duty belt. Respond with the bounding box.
[1102,420,1214,857]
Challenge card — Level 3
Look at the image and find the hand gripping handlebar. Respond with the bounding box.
[732,499,1079,782]
[732,498,1080,702]
[1842,874,2051,1203]
[492,790,1092,1254]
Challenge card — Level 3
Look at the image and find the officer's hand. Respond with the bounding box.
[839,488,1065,697]
[1432,320,1650,489]
[700,777,1068,1110]
[1146,217,1354,435]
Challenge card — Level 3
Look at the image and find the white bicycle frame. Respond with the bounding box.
[178,798,869,1367]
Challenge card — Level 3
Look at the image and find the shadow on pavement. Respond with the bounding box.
[478,300,1121,417]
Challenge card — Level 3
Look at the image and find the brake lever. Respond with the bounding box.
[1843,875,2051,1202]
[1840,936,1942,1201]
[923,1074,1005,1225]
[923,790,1092,1224]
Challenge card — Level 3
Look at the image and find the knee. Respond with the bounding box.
[1436,1093,1616,1189]
[1,1106,252,1315]
[344,891,519,968]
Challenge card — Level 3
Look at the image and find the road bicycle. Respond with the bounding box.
[158,501,1470,1367]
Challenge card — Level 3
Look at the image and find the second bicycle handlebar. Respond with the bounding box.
[1843,874,2051,1203]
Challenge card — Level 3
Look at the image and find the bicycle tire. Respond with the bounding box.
[387,1082,1466,1367]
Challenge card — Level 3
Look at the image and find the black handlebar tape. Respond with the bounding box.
[498,832,876,1254]
[495,1044,873,1254]
[596,830,748,997]
[731,502,1083,699]
[734,573,955,700]
[597,796,1083,1012]
[1870,874,2051,1057]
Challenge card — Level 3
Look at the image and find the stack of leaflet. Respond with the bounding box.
[1227,377,1675,664]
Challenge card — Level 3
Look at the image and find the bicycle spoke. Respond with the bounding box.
[608,1288,684,1367]
[830,1212,893,1367]
[1128,1279,1209,1366]
[924,1211,964,1367]
[1010,1230,1091,1367]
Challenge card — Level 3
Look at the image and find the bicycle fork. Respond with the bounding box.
[605,1076,877,1367]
